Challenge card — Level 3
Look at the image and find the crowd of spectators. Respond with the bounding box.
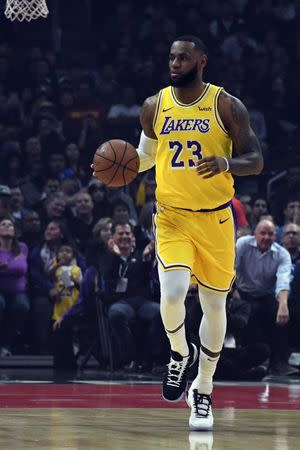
[0,0,300,376]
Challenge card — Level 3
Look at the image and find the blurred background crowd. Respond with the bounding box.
[0,0,300,378]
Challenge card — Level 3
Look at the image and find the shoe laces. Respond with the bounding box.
[192,390,211,418]
[166,357,188,387]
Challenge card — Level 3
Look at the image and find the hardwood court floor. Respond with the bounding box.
[0,382,299,449]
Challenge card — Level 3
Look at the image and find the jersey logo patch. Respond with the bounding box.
[160,117,210,135]
[162,107,174,112]
[219,218,230,224]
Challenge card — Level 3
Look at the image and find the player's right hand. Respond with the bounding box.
[195,156,228,178]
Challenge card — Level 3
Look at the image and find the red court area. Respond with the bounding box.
[0,383,299,409]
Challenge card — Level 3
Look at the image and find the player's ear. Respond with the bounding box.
[199,53,207,69]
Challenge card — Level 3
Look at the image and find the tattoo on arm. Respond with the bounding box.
[219,91,264,176]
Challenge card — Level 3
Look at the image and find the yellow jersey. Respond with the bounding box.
[52,265,82,321]
[153,83,234,210]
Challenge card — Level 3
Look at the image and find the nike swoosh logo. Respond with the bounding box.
[162,107,174,112]
[219,218,230,224]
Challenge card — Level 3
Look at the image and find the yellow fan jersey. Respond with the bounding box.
[153,83,234,210]
[52,265,82,321]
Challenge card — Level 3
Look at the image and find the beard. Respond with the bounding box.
[170,63,198,87]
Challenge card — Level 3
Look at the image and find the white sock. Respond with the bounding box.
[166,323,189,357]
[158,267,190,357]
[194,349,219,395]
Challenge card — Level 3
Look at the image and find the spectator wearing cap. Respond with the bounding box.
[0,218,30,357]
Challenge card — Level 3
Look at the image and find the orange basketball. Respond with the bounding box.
[92,140,140,187]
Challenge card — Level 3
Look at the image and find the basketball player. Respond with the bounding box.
[134,36,263,431]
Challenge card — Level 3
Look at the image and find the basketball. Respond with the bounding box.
[92,140,140,187]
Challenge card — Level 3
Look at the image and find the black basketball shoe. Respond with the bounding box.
[162,342,198,402]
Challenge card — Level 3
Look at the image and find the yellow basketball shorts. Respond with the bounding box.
[153,203,236,292]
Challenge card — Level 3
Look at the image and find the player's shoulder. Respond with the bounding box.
[140,93,159,124]
[142,93,159,112]
[219,89,246,111]
[218,89,249,126]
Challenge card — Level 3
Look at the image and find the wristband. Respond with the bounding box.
[221,157,230,173]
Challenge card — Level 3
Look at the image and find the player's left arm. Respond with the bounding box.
[196,91,264,178]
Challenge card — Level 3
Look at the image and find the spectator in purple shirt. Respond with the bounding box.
[0,218,30,357]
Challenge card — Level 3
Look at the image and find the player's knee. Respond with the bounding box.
[161,286,187,306]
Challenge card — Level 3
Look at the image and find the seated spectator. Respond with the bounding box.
[111,198,148,250]
[20,159,46,209]
[0,185,12,218]
[57,168,81,208]
[107,186,138,225]
[67,190,97,253]
[54,221,167,372]
[19,210,42,251]
[0,218,30,356]
[52,217,113,370]
[50,244,82,326]
[111,198,131,225]
[104,221,166,370]
[10,185,29,237]
[1,151,24,187]
[46,152,66,179]
[63,142,86,183]
[39,192,67,228]
[85,217,113,273]
[281,223,300,266]
[276,199,300,242]
[29,220,85,353]
[235,219,297,376]
[40,178,61,203]
[87,179,111,220]
[249,195,269,230]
